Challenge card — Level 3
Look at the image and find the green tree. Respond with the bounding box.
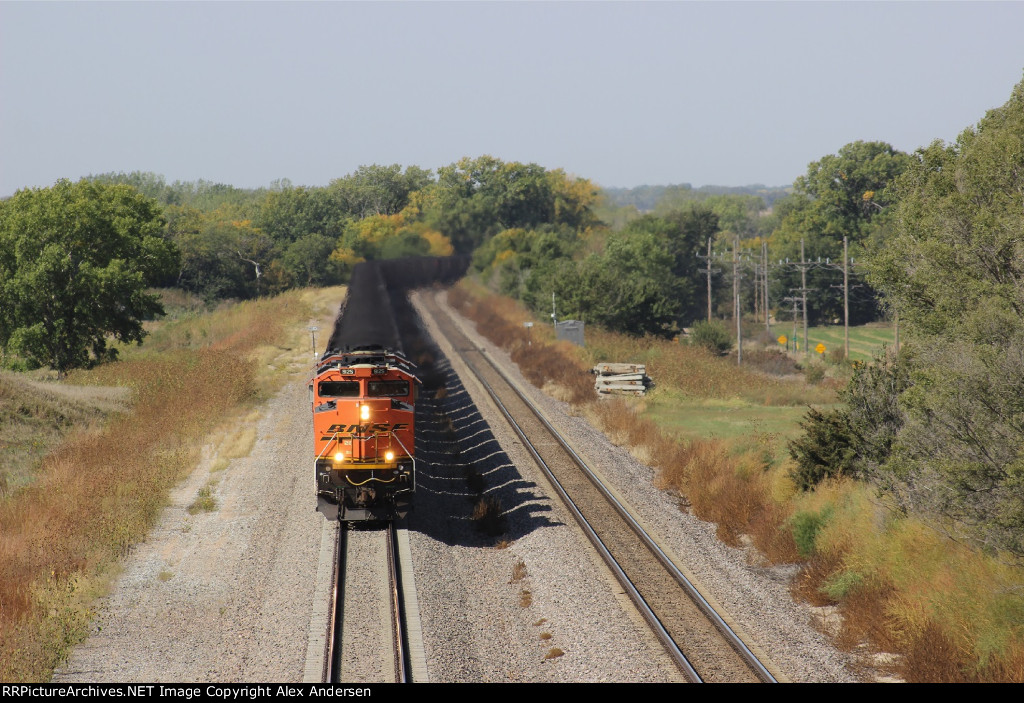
[623,206,718,326]
[787,349,911,491]
[526,229,681,338]
[689,319,733,355]
[769,141,909,326]
[0,180,178,373]
[280,233,343,287]
[415,156,596,254]
[329,164,433,219]
[253,185,349,245]
[788,407,858,491]
[860,74,1024,556]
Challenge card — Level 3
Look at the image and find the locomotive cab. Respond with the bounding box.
[312,347,418,521]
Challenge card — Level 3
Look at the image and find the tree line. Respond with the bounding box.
[0,158,601,373]
[1,136,919,375]
[473,138,911,337]
[789,73,1024,559]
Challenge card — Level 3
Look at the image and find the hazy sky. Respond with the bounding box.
[2,1,1023,196]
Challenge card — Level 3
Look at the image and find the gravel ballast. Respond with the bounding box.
[418,290,862,683]
[53,289,862,684]
[53,378,322,682]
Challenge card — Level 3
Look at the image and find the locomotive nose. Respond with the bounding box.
[357,399,389,419]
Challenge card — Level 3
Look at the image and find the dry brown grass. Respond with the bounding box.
[0,373,131,499]
[898,621,977,682]
[0,290,313,682]
[585,396,798,557]
[448,287,593,406]
[786,484,1024,682]
[833,580,900,654]
[586,326,835,407]
[790,550,846,607]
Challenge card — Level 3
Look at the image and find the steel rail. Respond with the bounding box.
[325,526,347,683]
[326,524,411,683]
[478,348,777,683]
[468,358,702,682]
[430,294,776,683]
[387,522,410,683]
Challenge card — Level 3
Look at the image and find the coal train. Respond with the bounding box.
[312,257,467,521]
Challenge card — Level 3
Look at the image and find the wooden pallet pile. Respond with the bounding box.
[591,362,652,396]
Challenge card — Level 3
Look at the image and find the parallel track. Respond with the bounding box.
[422,291,778,684]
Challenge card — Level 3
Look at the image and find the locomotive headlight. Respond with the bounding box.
[333,451,345,463]
[360,404,370,421]
[384,451,395,463]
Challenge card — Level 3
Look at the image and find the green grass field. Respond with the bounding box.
[642,388,827,464]
[767,321,895,362]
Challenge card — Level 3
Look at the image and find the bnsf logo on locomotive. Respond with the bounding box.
[322,422,409,437]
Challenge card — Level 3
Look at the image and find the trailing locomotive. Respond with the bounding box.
[312,256,468,522]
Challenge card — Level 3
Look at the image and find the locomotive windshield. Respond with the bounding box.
[367,380,410,397]
[319,381,360,397]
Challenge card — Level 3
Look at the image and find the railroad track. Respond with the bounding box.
[421,291,778,684]
[324,522,421,683]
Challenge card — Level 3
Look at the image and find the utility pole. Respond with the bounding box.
[752,249,761,325]
[783,242,814,355]
[783,240,815,356]
[800,239,809,355]
[826,237,850,360]
[733,238,742,365]
[842,236,849,359]
[763,240,771,332]
[782,296,801,353]
[736,290,743,365]
[825,236,865,361]
[733,238,740,326]
[696,237,720,322]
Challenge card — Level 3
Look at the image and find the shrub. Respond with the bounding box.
[829,347,847,365]
[788,407,858,490]
[820,568,864,600]
[789,507,833,558]
[689,319,733,355]
[742,349,800,376]
[804,362,826,385]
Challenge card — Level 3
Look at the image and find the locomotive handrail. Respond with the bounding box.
[315,431,342,461]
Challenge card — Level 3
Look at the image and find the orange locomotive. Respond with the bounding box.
[312,346,418,521]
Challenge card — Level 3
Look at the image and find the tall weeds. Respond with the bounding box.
[0,291,312,681]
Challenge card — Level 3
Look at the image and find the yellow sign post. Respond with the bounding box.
[816,342,826,356]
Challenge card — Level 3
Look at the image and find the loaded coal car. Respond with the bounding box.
[312,256,468,521]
